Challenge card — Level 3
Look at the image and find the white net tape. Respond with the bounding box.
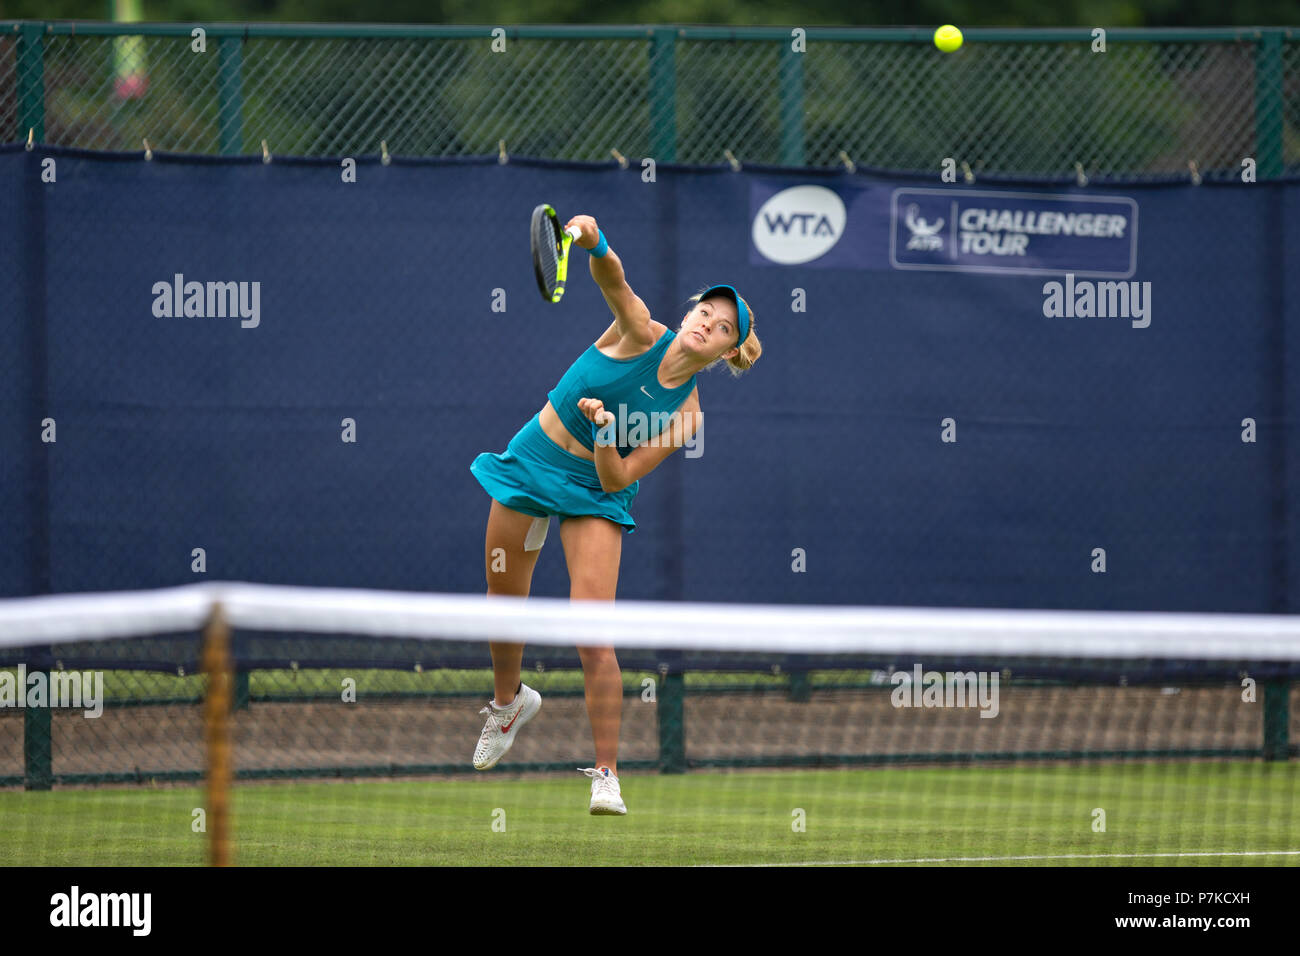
[2,582,1300,659]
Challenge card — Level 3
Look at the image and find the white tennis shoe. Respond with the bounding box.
[472,683,542,770]
[579,766,627,815]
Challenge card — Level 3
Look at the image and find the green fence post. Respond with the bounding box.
[779,39,805,166]
[1262,680,1289,761]
[24,691,53,791]
[649,27,677,164]
[218,35,249,709]
[789,671,811,702]
[18,24,50,785]
[657,670,685,773]
[233,670,250,712]
[17,22,45,143]
[1256,30,1286,757]
[218,35,244,156]
[1254,31,1283,180]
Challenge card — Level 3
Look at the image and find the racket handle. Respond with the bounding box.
[564,224,583,243]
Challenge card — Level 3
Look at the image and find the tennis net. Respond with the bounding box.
[1,583,1297,866]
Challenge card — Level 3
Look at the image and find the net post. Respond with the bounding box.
[1262,680,1290,761]
[22,676,53,791]
[202,601,234,866]
[656,665,686,774]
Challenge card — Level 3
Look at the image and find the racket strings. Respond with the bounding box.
[532,216,562,292]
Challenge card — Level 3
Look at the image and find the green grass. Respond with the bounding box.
[2,763,1297,866]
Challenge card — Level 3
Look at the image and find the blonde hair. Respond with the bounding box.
[687,289,763,377]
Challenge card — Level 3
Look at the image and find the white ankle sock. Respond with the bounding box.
[492,684,523,710]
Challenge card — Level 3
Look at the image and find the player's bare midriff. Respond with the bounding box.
[539,401,597,460]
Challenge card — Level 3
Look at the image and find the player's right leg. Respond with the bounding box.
[473,499,545,770]
[485,499,543,703]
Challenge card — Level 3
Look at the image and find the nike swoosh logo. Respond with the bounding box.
[501,709,522,734]
[640,386,654,400]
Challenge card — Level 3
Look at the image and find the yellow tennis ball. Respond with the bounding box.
[934,25,963,53]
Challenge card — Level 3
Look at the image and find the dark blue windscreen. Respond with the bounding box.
[3,145,1295,612]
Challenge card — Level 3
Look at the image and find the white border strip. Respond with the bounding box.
[708,849,1300,867]
[1,581,1300,659]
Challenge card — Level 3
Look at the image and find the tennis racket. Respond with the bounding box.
[531,204,583,304]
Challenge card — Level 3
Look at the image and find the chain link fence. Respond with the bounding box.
[1,23,1297,178]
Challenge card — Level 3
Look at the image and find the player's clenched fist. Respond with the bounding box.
[577,397,614,427]
[564,215,600,250]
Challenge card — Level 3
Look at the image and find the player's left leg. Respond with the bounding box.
[559,515,627,814]
[472,500,546,771]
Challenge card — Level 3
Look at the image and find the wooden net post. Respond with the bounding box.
[202,601,233,866]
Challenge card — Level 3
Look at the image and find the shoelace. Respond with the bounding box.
[577,767,619,795]
[475,702,511,749]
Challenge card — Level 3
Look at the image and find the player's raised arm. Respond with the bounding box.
[565,215,654,347]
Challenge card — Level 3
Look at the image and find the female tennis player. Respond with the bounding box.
[468,214,761,814]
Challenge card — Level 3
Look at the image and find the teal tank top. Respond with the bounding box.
[547,329,697,457]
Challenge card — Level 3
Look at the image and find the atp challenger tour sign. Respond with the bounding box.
[890,188,1138,276]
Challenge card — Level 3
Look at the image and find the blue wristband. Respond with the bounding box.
[589,230,609,258]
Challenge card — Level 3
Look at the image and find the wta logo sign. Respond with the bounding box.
[751,185,846,264]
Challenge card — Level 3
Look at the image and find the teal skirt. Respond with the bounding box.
[470,414,639,532]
